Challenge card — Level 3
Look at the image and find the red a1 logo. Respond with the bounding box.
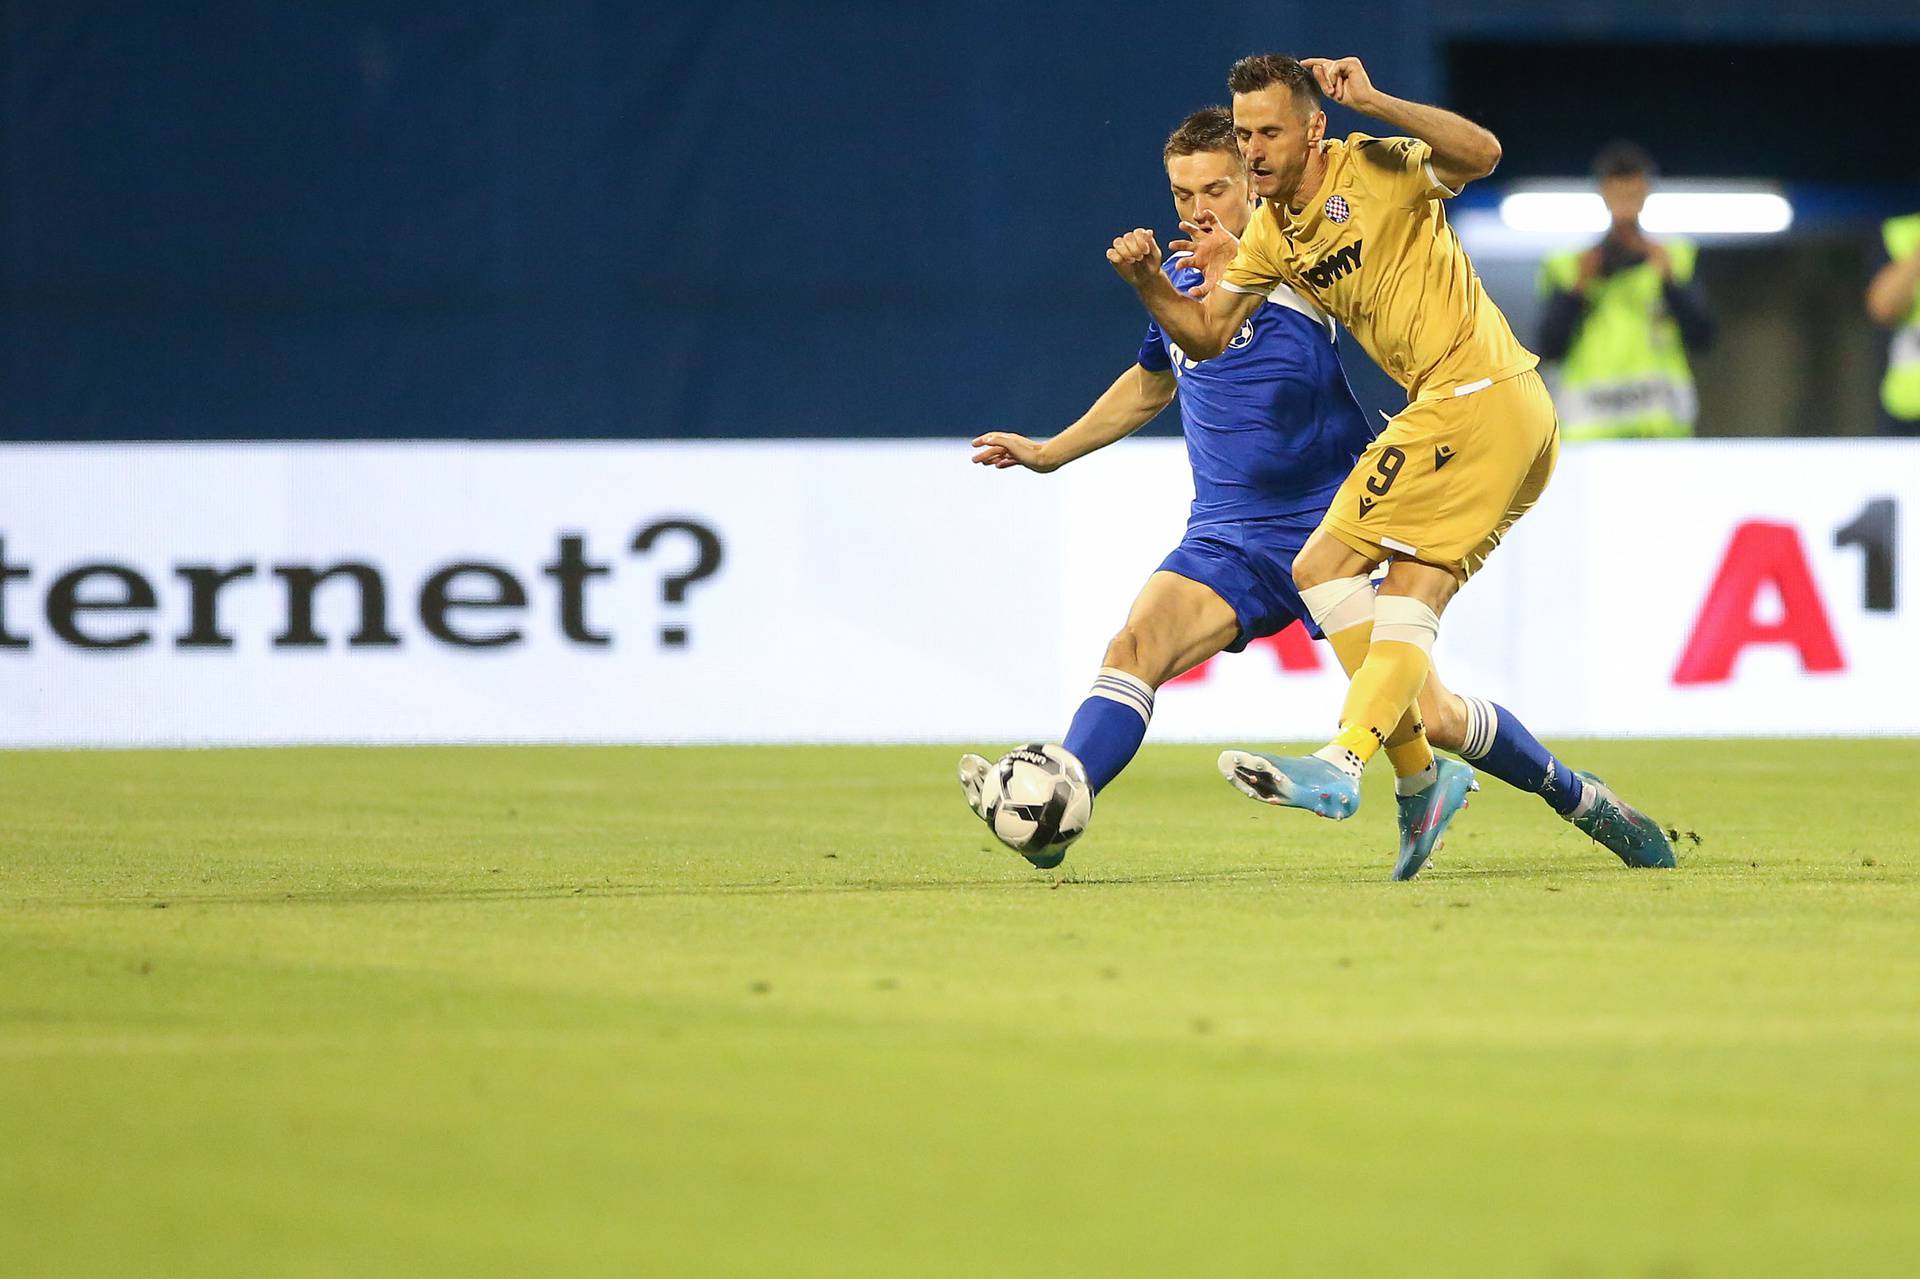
[1672,500,1894,686]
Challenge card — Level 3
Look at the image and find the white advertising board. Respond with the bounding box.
[1,440,1915,747]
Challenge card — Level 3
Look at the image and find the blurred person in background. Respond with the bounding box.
[1866,208,1920,434]
[1535,142,1714,440]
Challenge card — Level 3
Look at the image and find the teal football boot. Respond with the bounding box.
[1393,757,1479,881]
[1571,771,1676,869]
[1217,750,1361,820]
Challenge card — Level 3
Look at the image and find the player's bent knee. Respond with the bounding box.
[1290,531,1371,591]
[1102,625,1163,686]
[1289,547,1334,590]
[1380,559,1460,614]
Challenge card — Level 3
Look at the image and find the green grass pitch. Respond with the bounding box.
[3,740,1918,1276]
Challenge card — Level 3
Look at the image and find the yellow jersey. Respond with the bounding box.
[1222,133,1536,400]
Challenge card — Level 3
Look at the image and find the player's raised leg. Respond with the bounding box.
[1225,368,1557,813]
[1218,558,1477,880]
[1219,529,1476,879]
[1291,549,1478,878]
[1220,528,1468,823]
[1326,555,1455,802]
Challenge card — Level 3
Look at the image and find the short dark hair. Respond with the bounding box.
[1226,53,1322,116]
[1592,140,1658,181]
[1164,106,1239,163]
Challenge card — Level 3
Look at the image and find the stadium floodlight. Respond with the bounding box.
[1640,191,1794,235]
[1497,192,1612,235]
[1498,187,1794,236]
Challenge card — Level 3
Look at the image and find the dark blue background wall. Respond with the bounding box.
[4,1,1917,441]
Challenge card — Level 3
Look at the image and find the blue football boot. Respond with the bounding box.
[1217,750,1361,820]
[1571,771,1676,869]
[1393,758,1478,881]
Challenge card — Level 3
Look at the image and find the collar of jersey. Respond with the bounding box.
[1278,140,1341,237]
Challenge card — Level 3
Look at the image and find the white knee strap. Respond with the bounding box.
[1371,596,1441,654]
[1297,574,1373,635]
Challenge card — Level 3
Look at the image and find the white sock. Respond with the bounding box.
[1395,760,1439,796]
[1567,771,1601,820]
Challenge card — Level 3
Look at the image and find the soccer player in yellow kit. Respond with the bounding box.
[1107,53,1673,869]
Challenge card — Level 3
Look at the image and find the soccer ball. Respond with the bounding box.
[982,743,1093,868]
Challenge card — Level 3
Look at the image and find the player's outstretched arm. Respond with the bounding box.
[1302,56,1501,192]
[972,365,1176,472]
[1108,227,1261,361]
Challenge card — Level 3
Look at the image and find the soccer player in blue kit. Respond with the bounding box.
[959,108,1673,878]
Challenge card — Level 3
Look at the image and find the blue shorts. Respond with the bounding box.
[1157,515,1320,653]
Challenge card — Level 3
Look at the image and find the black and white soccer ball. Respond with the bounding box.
[982,743,1093,868]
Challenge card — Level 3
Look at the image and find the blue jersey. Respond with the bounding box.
[1137,255,1375,528]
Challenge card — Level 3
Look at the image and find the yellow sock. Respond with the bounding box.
[1383,708,1435,779]
[1327,639,1433,768]
[1322,620,1372,677]
[1323,623,1435,779]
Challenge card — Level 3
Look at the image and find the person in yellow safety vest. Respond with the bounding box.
[1865,210,1920,434]
[1535,142,1715,440]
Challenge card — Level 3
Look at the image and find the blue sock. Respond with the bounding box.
[1061,667,1153,793]
[1457,697,1586,816]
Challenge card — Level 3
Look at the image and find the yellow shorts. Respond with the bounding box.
[1320,368,1560,581]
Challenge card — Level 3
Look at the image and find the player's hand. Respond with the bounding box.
[1106,228,1163,289]
[1302,56,1378,111]
[1170,210,1239,299]
[1642,238,1672,279]
[971,431,1058,472]
[1574,245,1604,291]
